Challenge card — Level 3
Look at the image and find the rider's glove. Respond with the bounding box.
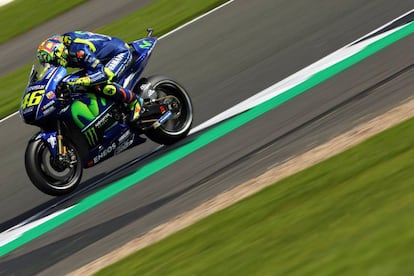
[67,76,91,87]
[64,76,91,93]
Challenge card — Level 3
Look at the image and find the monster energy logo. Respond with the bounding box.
[84,127,98,146]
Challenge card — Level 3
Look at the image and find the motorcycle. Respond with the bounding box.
[19,29,193,196]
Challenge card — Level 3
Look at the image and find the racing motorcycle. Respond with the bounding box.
[19,29,193,196]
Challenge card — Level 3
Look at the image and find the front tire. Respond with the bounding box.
[25,138,83,196]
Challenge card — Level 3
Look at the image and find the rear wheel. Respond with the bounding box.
[25,138,83,196]
[140,76,193,145]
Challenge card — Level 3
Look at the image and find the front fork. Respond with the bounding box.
[36,121,73,166]
[56,120,67,157]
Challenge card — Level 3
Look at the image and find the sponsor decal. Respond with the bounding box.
[118,130,131,143]
[93,142,116,163]
[84,127,98,146]
[26,84,46,92]
[114,134,135,155]
[139,39,153,49]
[46,91,55,99]
[47,135,57,149]
[106,54,124,72]
[94,112,111,129]
[42,100,55,110]
[42,106,56,116]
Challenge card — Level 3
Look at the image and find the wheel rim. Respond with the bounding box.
[37,142,80,190]
[40,148,72,180]
[156,82,192,135]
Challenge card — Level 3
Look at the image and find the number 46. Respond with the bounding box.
[21,90,45,109]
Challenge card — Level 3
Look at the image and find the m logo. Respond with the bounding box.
[139,39,153,49]
[71,93,107,129]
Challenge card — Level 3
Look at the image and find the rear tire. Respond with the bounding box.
[141,76,193,145]
[25,138,83,196]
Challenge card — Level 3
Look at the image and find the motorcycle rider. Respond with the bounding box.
[36,31,143,122]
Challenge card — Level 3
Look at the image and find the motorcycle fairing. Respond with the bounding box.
[121,37,157,90]
[69,93,111,129]
[20,65,66,124]
[84,126,146,167]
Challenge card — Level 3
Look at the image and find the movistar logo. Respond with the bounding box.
[71,94,107,129]
[84,127,98,146]
[139,39,153,49]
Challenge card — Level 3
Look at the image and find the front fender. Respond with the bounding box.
[31,131,58,157]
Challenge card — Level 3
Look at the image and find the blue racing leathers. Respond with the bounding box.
[62,31,135,104]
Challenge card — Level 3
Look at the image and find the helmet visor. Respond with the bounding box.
[37,50,52,64]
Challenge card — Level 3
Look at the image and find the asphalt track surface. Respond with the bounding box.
[1,0,414,274]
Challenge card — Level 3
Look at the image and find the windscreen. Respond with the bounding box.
[28,62,51,84]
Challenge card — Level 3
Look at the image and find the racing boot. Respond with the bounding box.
[129,96,144,122]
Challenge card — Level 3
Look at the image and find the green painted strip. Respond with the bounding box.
[1,22,413,257]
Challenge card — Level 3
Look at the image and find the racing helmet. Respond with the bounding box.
[37,36,68,67]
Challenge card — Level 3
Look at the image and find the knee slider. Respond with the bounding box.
[103,84,117,96]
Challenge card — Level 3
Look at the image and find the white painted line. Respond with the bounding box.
[356,9,414,42]
[159,0,235,40]
[190,10,414,134]
[0,207,73,247]
[0,110,19,123]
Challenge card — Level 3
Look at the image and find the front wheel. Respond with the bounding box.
[141,76,193,145]
[25,138,83,196]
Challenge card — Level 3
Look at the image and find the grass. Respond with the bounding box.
[96,117,414,275]
[96,0,227,42]
[0,0,229,120]
[0,0,88,44]
[0,64,31,119]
